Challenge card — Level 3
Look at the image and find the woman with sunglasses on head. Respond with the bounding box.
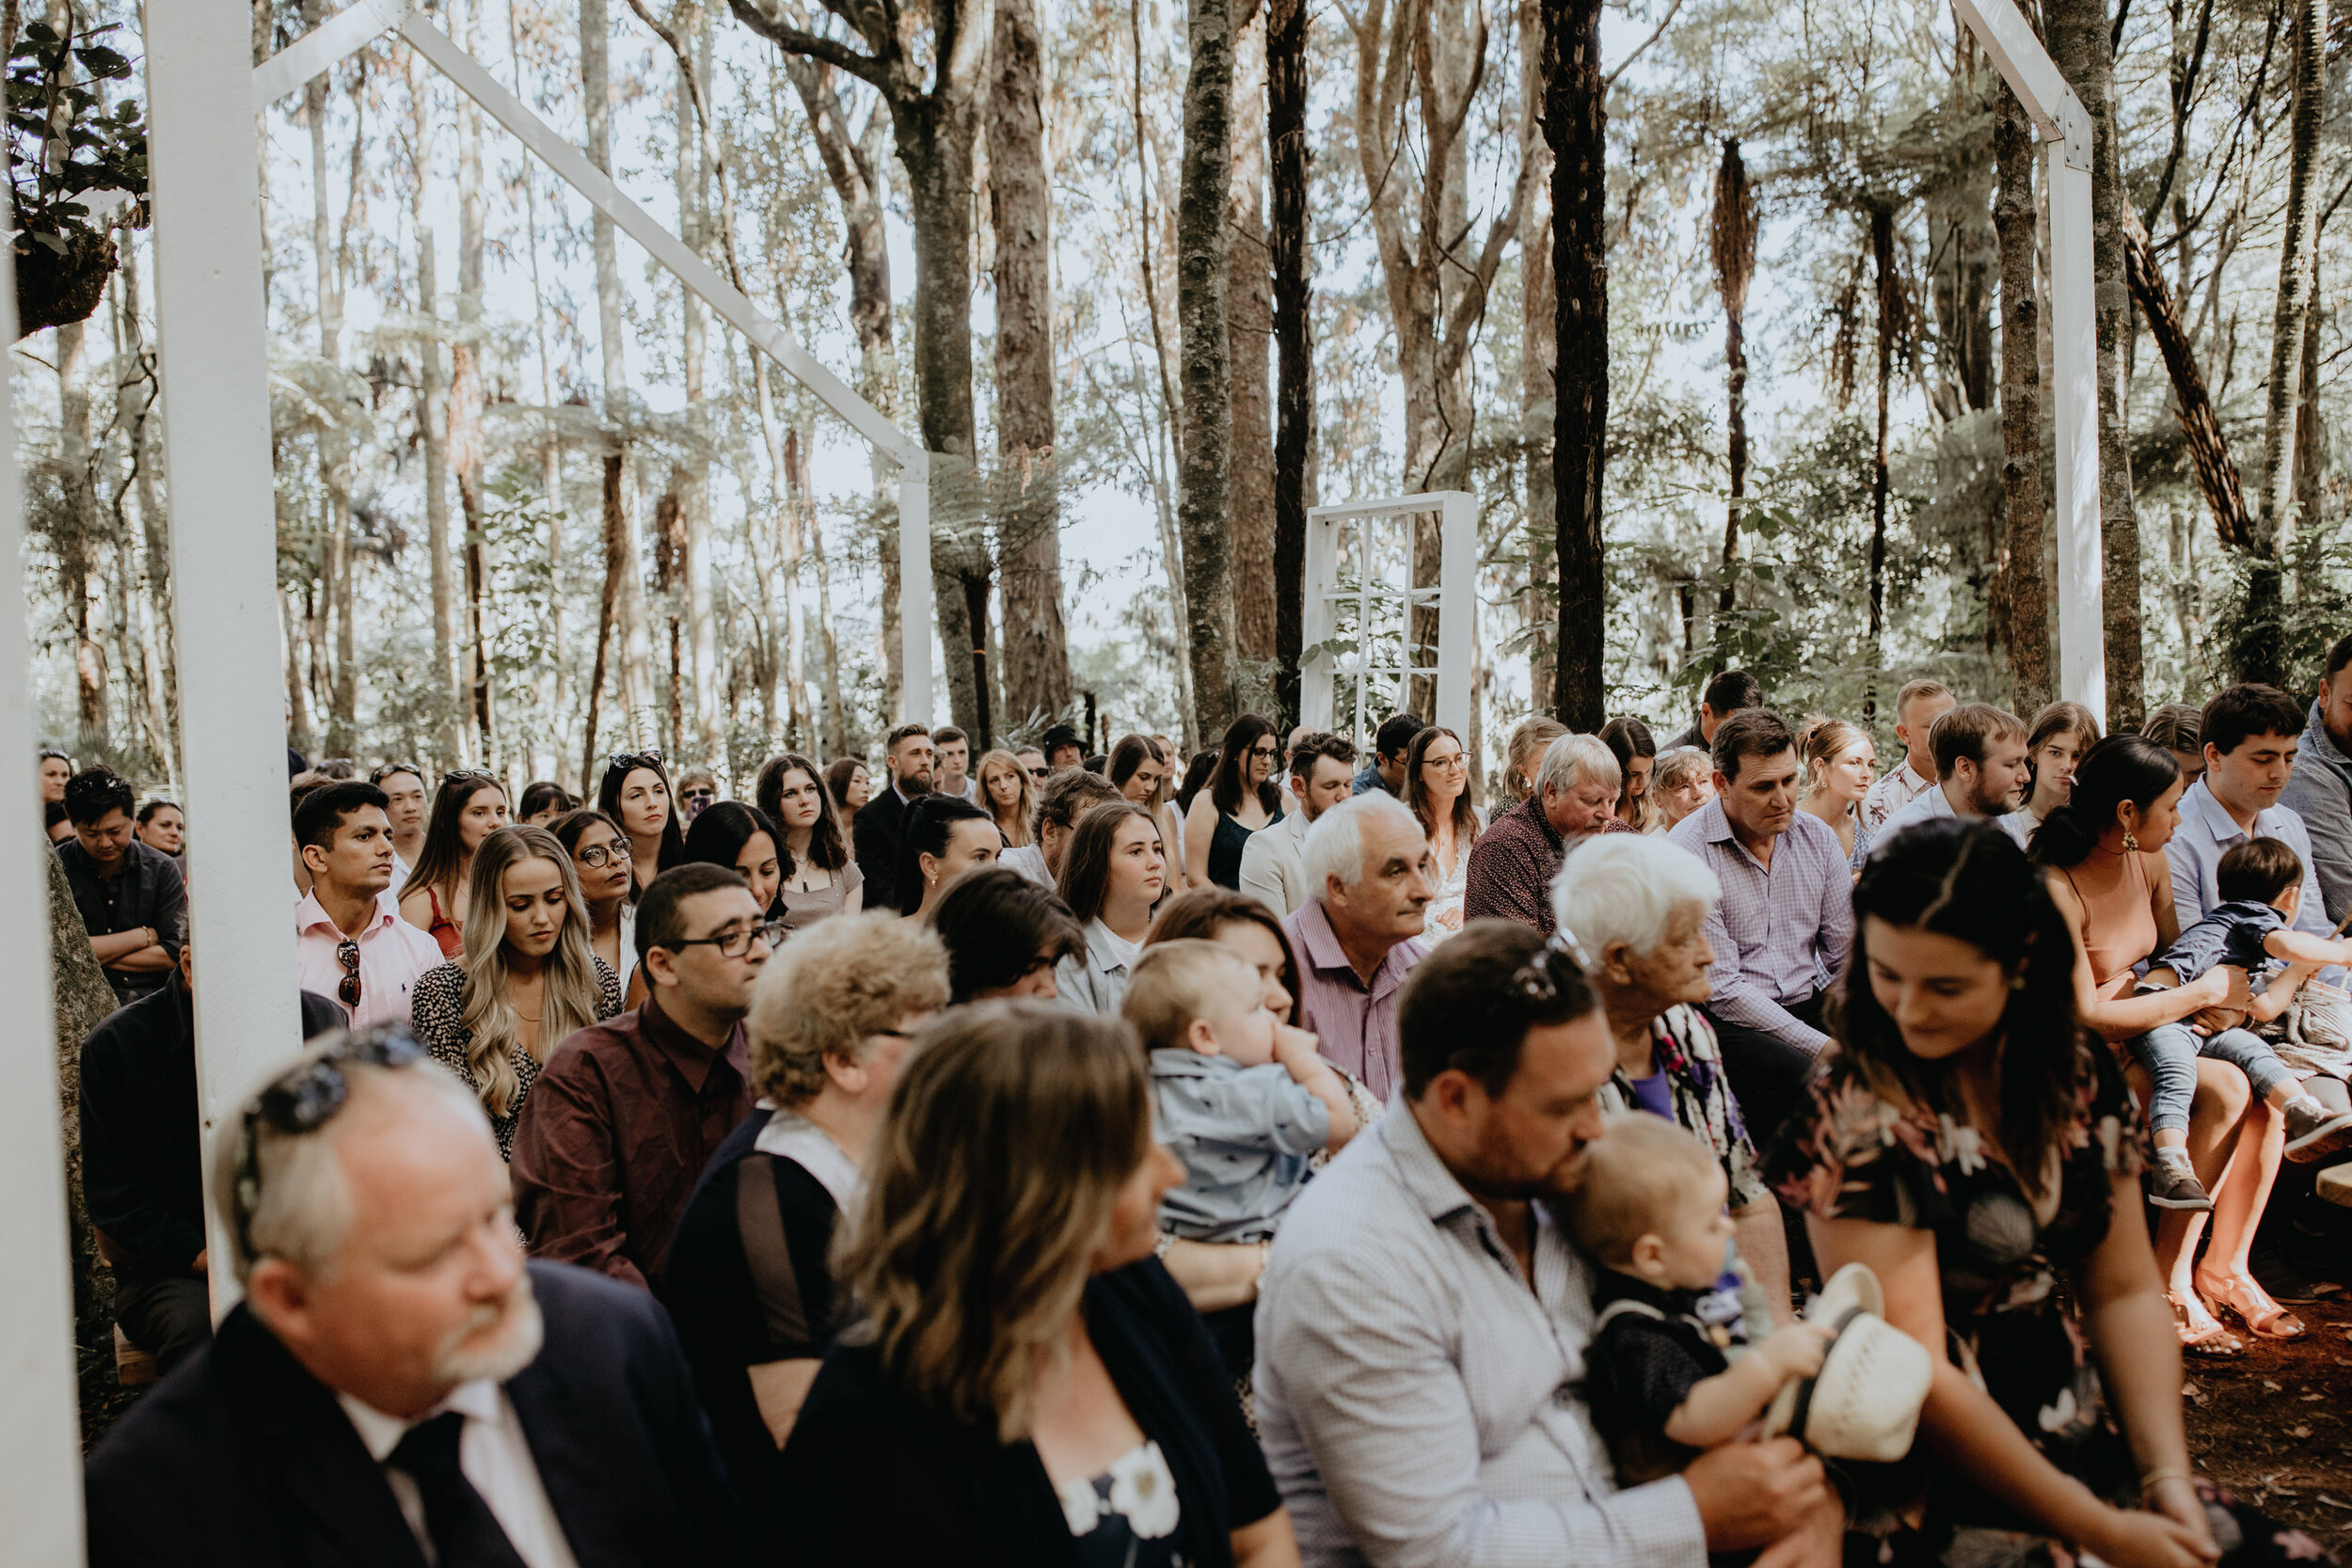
[756,752,865,929]
[976,748,1038,849]
[397,770,511,958]
[598,750,686,901]
[894,794,1002,921]
[1183,714,1285,892]
[412,825,623,1159]
[551,807,641,999]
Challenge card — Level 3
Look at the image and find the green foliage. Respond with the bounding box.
[2206,531,2352,697]
[6,20,145,249]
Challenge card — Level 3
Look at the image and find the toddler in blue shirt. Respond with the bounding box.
[2133,836,2352,1209]
[1124,939,1359,1377]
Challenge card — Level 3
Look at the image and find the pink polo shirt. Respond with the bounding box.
[294,888,446,1031]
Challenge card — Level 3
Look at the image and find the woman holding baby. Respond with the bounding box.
[1768,817,2324,1568]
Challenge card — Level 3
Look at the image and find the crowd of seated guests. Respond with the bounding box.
[57,665,2352,1567]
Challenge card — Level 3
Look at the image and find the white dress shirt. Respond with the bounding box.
[338,1381,582,1568]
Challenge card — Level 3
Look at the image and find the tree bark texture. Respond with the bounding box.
[1228,9,1277,669]
[1546,0,1607,731]
[1176,0,1239,737]
[1268,0,1311,722]
[1994,82,2053,712]
[990,0,1074,730]
[2048,0,2146,727]
[409,54,459,763]
[1710,137,1756,625]
[2123,214,2251,549]
[453,37,492,760]
[1518,0,1555,704]
[50,843,120,1435]
[2257,0,2326,556]
[1867,204,1895,720]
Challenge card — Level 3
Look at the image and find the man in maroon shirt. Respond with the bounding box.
[513,863,773,1289]
[1463,734,1630,936]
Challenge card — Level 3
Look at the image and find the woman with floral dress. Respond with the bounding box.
[1766,816,2329,1568]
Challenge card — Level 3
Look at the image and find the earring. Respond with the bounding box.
[2121,830,2139,852]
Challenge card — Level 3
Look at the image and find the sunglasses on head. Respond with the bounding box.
[441,768,494,787]
[232,1026,426,1262]
[610,751,664,773]
[369,762,422,784]
[1511,928,1596,1004]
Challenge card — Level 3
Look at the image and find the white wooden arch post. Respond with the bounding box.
[135,0,937,1319]
[1952,0,2106,727]
[1297,493,1477,746]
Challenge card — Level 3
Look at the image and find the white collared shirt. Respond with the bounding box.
[337,1381,581,1568]
[753,1104,862,1209]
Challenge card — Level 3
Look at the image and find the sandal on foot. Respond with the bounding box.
[2168,1291,2247,1357]
[2196,1270,2306,1339]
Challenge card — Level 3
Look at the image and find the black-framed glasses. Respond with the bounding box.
[232,1025,427,1262]
[1248,743,1279,760]
[574,842,618,868]
[1511,928,1595,1003]
[334,937,362,1009]
[610,750,664,773]
[680,786,716,803]
[664,917,787,958]
[370,761,423,784]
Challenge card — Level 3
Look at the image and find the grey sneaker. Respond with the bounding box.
[2146,1160,2214,1212]
[2282,1101,2352,1164]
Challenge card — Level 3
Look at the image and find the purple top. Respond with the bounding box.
[1279,897,1425,1105]
[1666,799,1854,1055]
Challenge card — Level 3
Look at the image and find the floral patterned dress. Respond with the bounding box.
[1766,1040,2334,1568]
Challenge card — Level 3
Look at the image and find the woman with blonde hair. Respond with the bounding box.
[1650,746,1717,830]
[663,911,950,1529]
[977,746,1039,847]
[775,1002,1296,1565]
[412,824,622,1157]
[1795,716,1877,868]
[1501,715,1568,803]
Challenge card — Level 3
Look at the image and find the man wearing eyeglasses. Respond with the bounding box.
[513,863,773,1291]
[371,763,430,892]
[294,782,446,1031]
[83,1024,747,1568]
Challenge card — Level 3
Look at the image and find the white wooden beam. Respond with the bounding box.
[898,456,934,723]
[2047,153,2106,725]
[149,0,308,1308]
[0,245,87,1565]
[1434,492,1475,740]
[249,0,408,108]
[1949,0,2090,166]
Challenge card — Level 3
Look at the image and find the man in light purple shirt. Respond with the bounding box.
[1280,793,1433,1102]
[292,781,446,1030]
[1666,710,1854,1147]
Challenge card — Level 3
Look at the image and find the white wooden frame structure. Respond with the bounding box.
[0,0,2105,1554]
[1298,492,1476,744]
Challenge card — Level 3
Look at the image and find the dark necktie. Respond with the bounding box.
[385,1410,531,1568]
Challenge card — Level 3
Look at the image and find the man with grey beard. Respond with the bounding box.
[83,1023,745,1568]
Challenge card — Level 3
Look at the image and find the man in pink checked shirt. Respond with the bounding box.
[292,781,446,1030]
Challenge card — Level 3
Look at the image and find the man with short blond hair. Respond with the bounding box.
[1860,678,1957,833]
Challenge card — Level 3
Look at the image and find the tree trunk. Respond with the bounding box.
[1269,0,1310,721]
[2123,214,2251,549]
[56,320,108,752]
[1711,138,1756,625]
[1547,0,1607,730]
[1228,8,1276,670]
[452,16,493,759]
[409,56,459,762]
[2294,294,2324,535]
[679,37,718,758]
[580,453,626,792]
[304,16,358,754]
[50,842,121,1438]
[1995,80,2054,711]
[1867,204,1896,721]
[1177,0,1239,737]
[991,0,1073,729]
[581,0,650,737]
[1518,0,1554,703]
[2048,0,2146,725]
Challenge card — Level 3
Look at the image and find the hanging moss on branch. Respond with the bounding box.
[7,17,147,338]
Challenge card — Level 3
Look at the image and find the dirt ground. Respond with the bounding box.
[2185,1284,2352,1550]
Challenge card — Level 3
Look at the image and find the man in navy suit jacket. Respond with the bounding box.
[83,1022,746,1568]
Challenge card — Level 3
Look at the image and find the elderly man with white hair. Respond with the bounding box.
[1462,732,1630,935]
[1551,833,1794,1323]
[83,1023,746,1568]
[1279,791,1436,1102]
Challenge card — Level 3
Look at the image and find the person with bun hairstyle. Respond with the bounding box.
[893,793,1001,920]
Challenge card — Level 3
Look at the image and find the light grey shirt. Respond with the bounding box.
[1150,1048,1329,1242]
[2280,699,2352,927]
[1254,1104,1707,1568]
[1239,807,1315,914]
[1874,780,1959,838]
[999,842,1055,890]
[2165,779,2342,987]
[1056,918,1140,1014]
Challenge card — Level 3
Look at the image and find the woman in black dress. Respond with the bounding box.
[1768,817,2333,1568]
[776,1002,1298,1567]
[660,911,950,1530]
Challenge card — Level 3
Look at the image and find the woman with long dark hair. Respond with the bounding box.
[894,793,1001,920]
[2006,701,2101,847]
[932,864,1085,1002]
[1057,800,1168,1012]
[412,824,622,1158]
[686,801,787,918]
[1770,817,2328,1568]
[550,806,639,995]
[1597,716,1658,833]
[2033,734,2275,1355]
[1403,725,1480,939]
[397,770,510,958]
[1181,715,1283,891]
[597,750,686,900]
[755,752,864,928]
[1110,732,1190,895]
[825,756,873,820]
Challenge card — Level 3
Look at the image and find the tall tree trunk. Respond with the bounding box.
[1866,204,1896,721]
[991,0,1073,729]
[581,452,626,793]
[1547,0,1606,730]
[582,0,650,738]
[1176,0,1239,736]
[1227,8,1277,670]
[2049,0,2146,724]
[2294,294,2325,534]
[304,7,358,753]
[57,321,107,752]
[410,56,459,761]
[679,34,718,758]
[1995,80,2054,711]
[1266,0,1310,721]
[452,2,493,758]
[1710,138,1756,626]
[2124,214,2251,548]
[1518,0,1554,704]
[510,0,565,766]
[117,237,178,769]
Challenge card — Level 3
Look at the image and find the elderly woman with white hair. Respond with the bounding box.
[1551,832,1793,1323]
[1462,732,1629,935]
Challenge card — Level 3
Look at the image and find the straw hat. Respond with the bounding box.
[1761,1262,1931,1463]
